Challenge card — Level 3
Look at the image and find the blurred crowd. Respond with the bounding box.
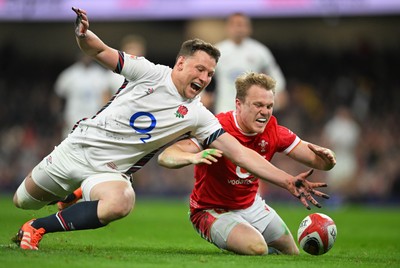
[0,25,399,207]
[270,41,400,205]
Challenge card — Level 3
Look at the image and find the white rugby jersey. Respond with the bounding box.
[68,52,223,174]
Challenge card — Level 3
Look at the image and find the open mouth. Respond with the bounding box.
[191,82,202,91]
[256,118,267,123]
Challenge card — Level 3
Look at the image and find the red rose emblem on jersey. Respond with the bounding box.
[175,105,188,118]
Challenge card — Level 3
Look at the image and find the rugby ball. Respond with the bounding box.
[297,213,337,255]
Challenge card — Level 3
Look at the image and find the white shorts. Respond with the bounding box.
[31,139,130,200]
[190,195,288,250]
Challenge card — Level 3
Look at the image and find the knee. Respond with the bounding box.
[248,241,268,255]
[13,193,22,208]
[111,189,135,218]
[110,200,133,219]
[100,187,135,221]
[226,223,268,255]
[13,184,47,210]
[229,241,267,255]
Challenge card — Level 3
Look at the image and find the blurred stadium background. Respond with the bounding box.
[0,0,399,207]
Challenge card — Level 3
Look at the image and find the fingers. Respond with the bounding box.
[198,149,223,165]
[311,182,328,188]
[308,196,322,208]
[294,171,314,188]
[201,149,223,159]
[307,143,318,153]
[297,193,311,210]
[305,169,314,177]
[308,144,336,160]
[293,172,329,209]
[298,169,314,180]
[72,7,80,15]
[72,7,86,16]
[298,192,321,210]
[311,189,330,199]
[72,7,88,38]
[201,155,218,164]
[199,158,213,165]
[308,143,325,153]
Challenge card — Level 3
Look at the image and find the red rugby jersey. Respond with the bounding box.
[190,111,299,211]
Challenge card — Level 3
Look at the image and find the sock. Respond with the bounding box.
[268,246,282,255]
[46,188,82,205]
[31,201,105,233]
[61,192,79,203]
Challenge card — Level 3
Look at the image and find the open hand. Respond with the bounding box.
[287,169,329,210]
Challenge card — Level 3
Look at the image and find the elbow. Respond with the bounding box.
[157,152,179,169]
[226,149,248,167]
[157,152,168,167]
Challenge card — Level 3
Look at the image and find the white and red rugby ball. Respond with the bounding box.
[297,213,337,255]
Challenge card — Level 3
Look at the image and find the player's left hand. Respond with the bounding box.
[72,7,89,38]
[191,149,223,165]
[288,169,330,210]
[308,143,336,170]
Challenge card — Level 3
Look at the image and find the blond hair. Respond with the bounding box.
[235,72,276,102]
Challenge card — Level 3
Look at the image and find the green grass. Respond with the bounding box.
[1,194,399,268]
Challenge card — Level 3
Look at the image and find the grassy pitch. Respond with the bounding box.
[0,195,399,268]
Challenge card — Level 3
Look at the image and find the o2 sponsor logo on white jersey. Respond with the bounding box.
[129,111,156,143]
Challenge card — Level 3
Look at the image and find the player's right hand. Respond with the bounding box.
[72,7,89,38]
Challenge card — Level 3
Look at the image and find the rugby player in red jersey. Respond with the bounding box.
[158,72,336,255]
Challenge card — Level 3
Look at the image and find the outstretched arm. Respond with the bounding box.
[209,133,329,209]
[211,133,329,209]
[159,132,329,209]
[72,7,119,70]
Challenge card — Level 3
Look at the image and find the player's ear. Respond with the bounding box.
[176,56,185,71]
[235,98,241,111]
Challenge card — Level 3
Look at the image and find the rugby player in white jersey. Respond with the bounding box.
[158,72,336,255]
[201,13,287,114]
[12,8,329,250]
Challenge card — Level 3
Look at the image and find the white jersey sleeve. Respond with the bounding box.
[119,54,156,81]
